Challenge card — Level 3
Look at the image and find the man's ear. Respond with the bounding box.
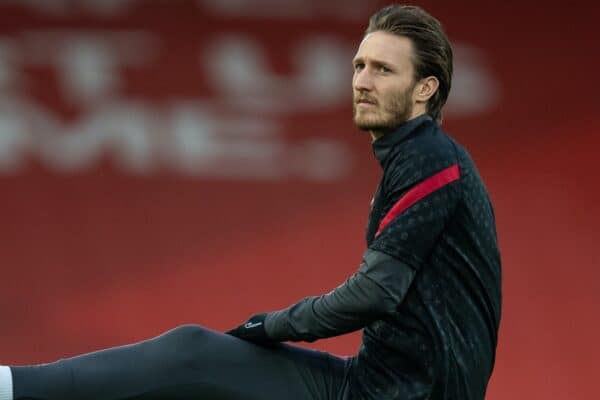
[415,76,439,103]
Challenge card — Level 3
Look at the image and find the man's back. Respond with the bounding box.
[348,117,502,400]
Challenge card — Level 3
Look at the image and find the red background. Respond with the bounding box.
[1,1,599,399]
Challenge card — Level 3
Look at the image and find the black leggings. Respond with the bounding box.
[10,324,351,400]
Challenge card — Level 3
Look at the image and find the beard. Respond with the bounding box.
[353,85,415,133]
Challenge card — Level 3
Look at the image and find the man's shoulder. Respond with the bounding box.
[385,123,462,182]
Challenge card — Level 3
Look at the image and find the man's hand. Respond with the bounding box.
[225,313,273,344]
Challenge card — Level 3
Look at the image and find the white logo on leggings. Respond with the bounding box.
[244,322,263,329]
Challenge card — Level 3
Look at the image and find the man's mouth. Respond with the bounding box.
[356,98,377,106]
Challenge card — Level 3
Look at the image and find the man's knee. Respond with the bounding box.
[157,324,214,349]
[150,324,221,370]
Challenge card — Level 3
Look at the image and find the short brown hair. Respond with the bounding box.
[366,5,453,124]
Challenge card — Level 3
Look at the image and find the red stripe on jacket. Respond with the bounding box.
[375,164,460,238]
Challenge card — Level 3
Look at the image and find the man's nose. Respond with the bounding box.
[353,69,374,91]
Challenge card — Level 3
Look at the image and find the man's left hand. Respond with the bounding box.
[225,313,273,344]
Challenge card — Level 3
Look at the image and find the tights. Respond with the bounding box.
[11,325,350,400]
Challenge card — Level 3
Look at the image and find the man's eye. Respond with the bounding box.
[354,63,365,71]
[379,66,392,73]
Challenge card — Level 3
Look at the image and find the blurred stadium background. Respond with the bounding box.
[1,0,599,398]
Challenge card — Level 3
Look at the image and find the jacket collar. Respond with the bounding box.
[372,114,433,168]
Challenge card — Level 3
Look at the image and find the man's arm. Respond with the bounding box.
[265,249,416,342]
[228,149,461,344]
[227,249,416,343]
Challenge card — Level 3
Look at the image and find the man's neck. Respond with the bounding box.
[370,130,385,142]
[369,111,428,142]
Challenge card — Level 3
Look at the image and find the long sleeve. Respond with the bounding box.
[264,249,416,342]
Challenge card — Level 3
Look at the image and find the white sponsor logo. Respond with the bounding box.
[244,321,263,329]
[0,32,352,180]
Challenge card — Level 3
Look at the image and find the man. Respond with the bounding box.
[0,4,501,400]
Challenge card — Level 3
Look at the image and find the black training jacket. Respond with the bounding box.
[265,114,502,400]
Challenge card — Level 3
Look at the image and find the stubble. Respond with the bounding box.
[353,85,415,134]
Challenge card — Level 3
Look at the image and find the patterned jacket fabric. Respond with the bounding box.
[266,114,502,400]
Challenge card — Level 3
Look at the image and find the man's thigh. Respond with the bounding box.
[144,324,350,400]
[12,324,350,400]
